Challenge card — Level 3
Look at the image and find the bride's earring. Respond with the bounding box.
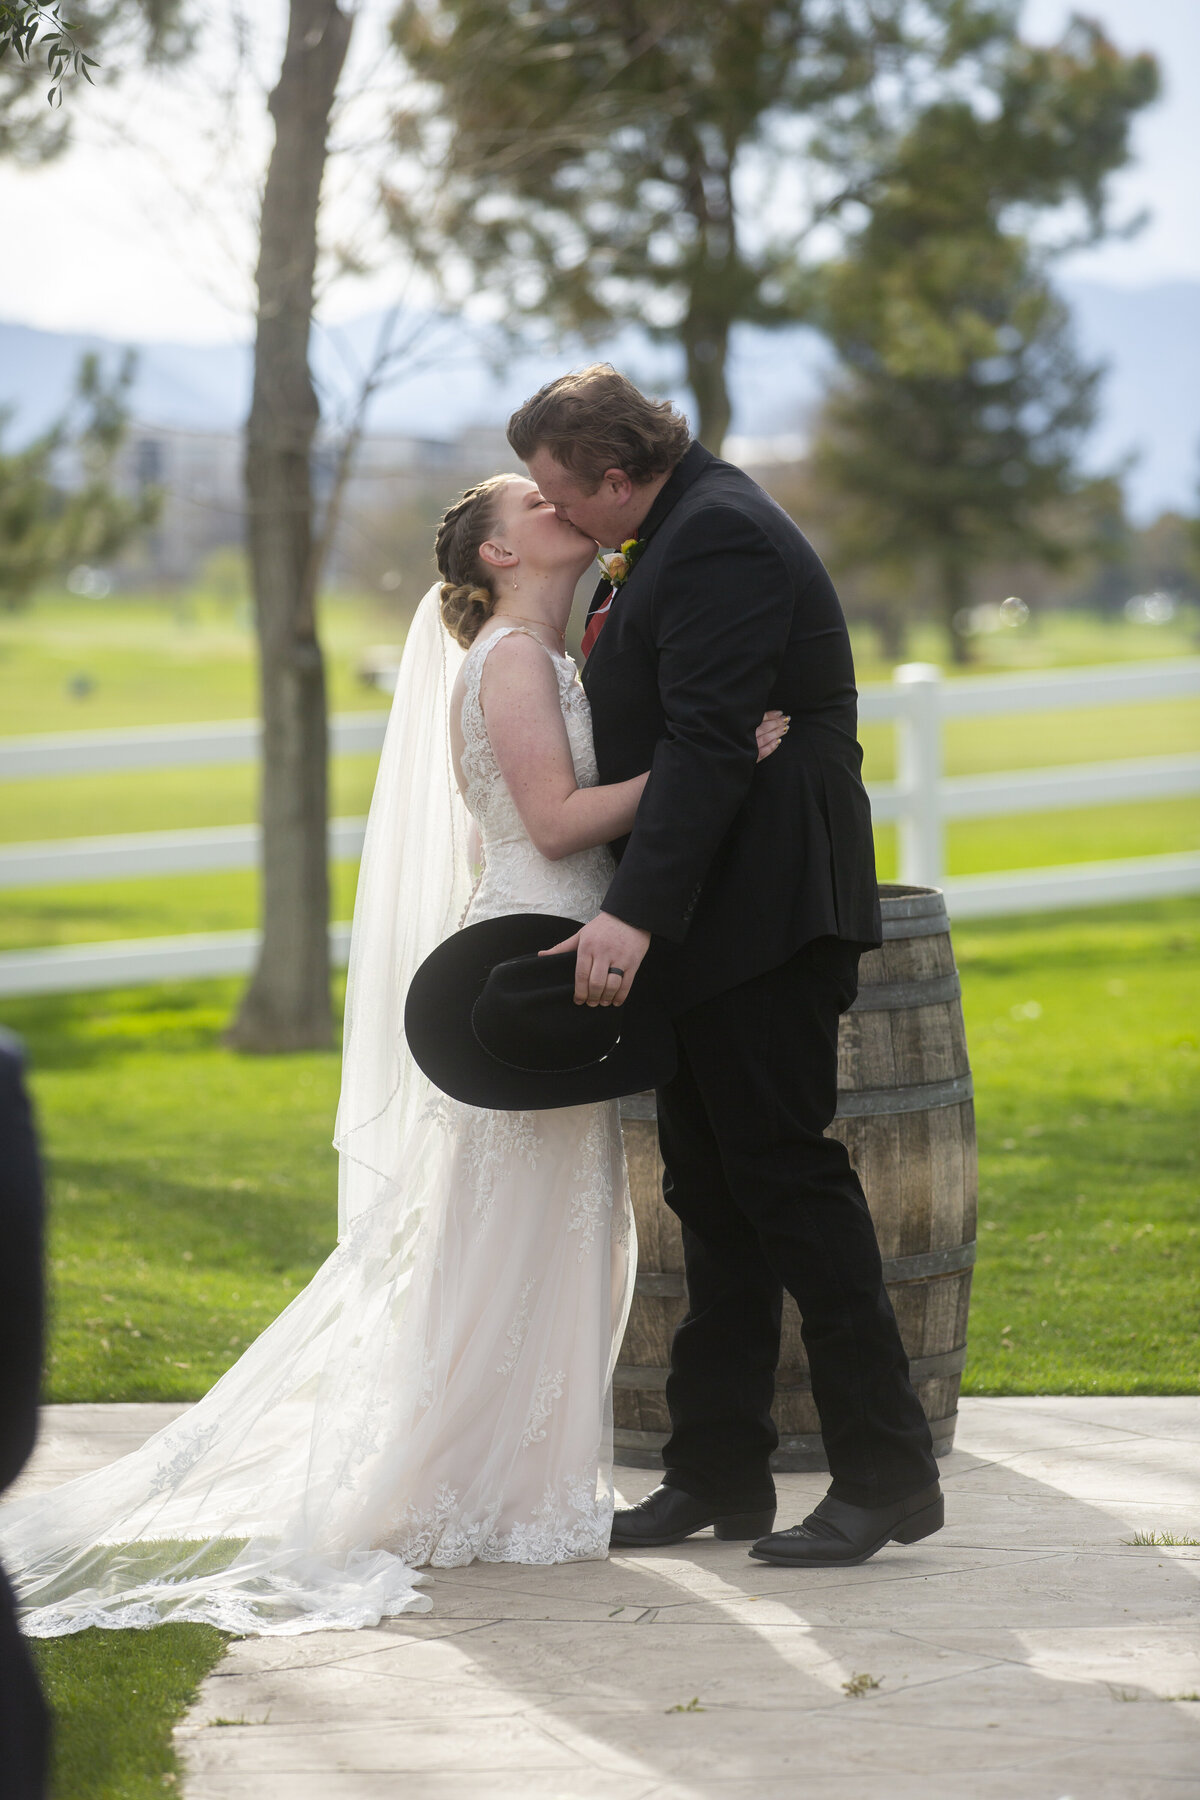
[512,574,518,590]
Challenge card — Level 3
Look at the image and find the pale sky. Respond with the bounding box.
[0,0,1196,346]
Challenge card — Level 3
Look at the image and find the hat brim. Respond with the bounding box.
[404,913,676,1110]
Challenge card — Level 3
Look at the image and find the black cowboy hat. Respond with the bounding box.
[404,913,676,1110]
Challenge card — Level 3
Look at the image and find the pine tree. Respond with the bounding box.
[0,352,159,610]
[810,18,1157,662]
[389,0,998,447]
[389,3,1154,455]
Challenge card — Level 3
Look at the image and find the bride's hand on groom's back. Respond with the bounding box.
[757,710,789,763]
[540,912,651,1008]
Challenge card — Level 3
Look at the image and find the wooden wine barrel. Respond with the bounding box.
[615,883,976,1471]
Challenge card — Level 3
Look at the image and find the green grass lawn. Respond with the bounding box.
[0,898,1194,1405]
[5,900,1196,1795]
[2,588,1194,743]
[9,974,347,1402]
[851,604,1200,682]
[859,693,1200,785]
[0,752,384,849]
[0,863,364,955]
[31,1624,227,1800]
[0,588,395,737]
[2,589,1197,1797]
[955,899,1199,1391]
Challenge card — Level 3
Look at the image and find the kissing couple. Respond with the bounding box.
[2,366,941,1639]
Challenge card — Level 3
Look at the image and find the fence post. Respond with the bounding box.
[893,662,944,888]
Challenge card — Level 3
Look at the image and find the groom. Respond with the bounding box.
[508,366,942,1568]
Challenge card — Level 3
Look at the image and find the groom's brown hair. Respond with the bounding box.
[507,364,691,490]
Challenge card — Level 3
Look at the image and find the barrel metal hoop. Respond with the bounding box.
[616,1343,968,1393]
[636,1238,978,1296]
[906,1344,968,1382]
[850,972,962,1011]
[880,914,949,939]
[767,1344,969,1388]
[615,1415,958,1469]
[633,1239,975,1302]
[773,1411,960,1452]
[878,887,947,920]
[634,1270,688,1298]
[835,1072,974,1117]
[613,1366,673,1389]
[629,1074,975,1123]
[883,1240,977,1283]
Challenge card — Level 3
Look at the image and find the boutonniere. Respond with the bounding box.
[597,537,643,587]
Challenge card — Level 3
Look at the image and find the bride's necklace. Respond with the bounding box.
[494,611,566,649]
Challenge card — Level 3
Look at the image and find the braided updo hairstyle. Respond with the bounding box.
[434,473,517,648]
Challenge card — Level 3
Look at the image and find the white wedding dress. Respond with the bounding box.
[0,603,636,1637]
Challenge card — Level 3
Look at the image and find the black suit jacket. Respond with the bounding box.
[0,1034,50,1800]
[0,1037,43,1497]
[581,442,881,1013]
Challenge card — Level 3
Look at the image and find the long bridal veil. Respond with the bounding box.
[335,584,471,1236]
[1,585,475,1636]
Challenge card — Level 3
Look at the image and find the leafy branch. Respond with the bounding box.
[0,1,98,103]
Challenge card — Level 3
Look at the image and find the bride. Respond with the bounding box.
[0,472,784,1638]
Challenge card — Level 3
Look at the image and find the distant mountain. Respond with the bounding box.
[1,279,1195,520]
[0,322,251,439]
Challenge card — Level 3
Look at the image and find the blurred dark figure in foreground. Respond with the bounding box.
[0,1029,49,1800]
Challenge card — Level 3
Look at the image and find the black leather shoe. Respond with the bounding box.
[610,1484,777,1549]
[748,1482,943,1568]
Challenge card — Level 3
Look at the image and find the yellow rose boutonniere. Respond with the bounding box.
[597,536,644,587]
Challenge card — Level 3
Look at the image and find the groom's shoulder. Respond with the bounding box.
[670,455,812,561]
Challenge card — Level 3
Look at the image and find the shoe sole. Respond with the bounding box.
[610,1506,777,1550]
[746,1493,944,1568]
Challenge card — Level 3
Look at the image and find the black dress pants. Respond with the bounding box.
[655,936,937,1509]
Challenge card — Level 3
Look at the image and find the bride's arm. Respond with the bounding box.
[479,635,645,860]
[480,635,786,862]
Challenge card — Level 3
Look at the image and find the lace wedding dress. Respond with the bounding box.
[0,604,635,1638]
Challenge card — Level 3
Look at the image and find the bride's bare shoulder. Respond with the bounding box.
[477,626,559,687]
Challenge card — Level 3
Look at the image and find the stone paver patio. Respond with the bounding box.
[16,1398,1200,1799]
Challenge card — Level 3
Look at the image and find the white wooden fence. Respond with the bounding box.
[1,657,1197,998]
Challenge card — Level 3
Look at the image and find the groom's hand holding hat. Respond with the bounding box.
[540,911,651,1008]
[405,913,672,1109]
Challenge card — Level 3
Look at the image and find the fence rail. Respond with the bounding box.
[0,819,369,888]
[1,657,1197,997]
[0,711,388,781]
[857,656,1200,722]
[0,926,356,998]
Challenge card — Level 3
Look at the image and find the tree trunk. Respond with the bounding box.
[227,0,353,1052]
[676,139,736,452]
[870,601,908,664]
[938,555,973,667]
[683,311,733,453]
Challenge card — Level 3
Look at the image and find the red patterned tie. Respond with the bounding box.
[582,585,617,659]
